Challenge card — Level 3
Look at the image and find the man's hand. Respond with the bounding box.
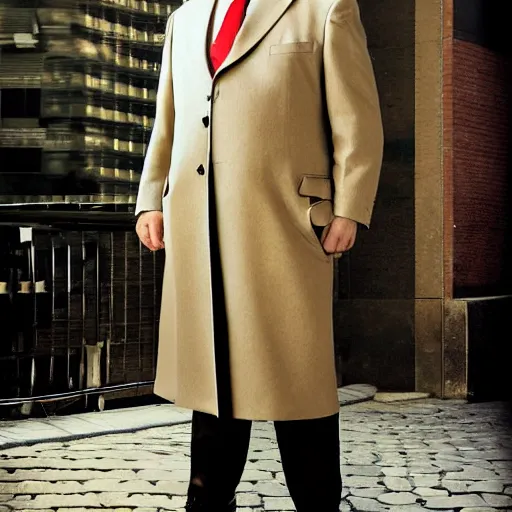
[136,211,164,251]
[321,216,357,256]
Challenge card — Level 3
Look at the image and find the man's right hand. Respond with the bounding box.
[136,211,165,251]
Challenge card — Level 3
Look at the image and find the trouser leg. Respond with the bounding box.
[274,413,342,512]
[186,410,252,510]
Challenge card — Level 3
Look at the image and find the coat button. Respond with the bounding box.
[202,116,209,127]
[196,165,205,175]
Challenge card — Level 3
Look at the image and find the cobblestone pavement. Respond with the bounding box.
[0,399,511,512]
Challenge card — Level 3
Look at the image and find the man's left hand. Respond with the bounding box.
[321,216,357,256]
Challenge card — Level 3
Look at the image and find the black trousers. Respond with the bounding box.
[187,410,342,511]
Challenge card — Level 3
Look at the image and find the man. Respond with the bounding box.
[135,0,383,509]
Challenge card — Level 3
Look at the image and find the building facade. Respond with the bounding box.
[0,0,510,413]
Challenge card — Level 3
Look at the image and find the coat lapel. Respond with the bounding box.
[214,0,295,78]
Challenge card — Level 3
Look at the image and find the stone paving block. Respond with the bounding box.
[441,479,469,493]
[435,453,471,464]
[347,496,388,511]
[153,481,188,495]
[383,476,413,491]
[250,439,277,451]
[408,465,442,475]
[38,448,177,462]
[237,493,263,506]
[403,442,429,449]
[413,487,448,497]
[466,459,496,471]
[382,467,408,477]
[350,487,387,498]
[377,492,419,505]
[0,481,83,494]
[491,460,512,469]
[0,469,138,482]
[241,470,273,482]
[459,508,499,512]
[345,453,380,464]
[9,493,102,509]
[460,451,506,462]
[0,457,180,472]
[57,509,135,512]
[237,482,255,492]
[344,476,383,488]
[387,506,432,512]
[376,458,408,467]
[262,496,295,510]
[254,481,289,497]
[494,468,512,480]
[374,437,402,446]
[340,499,351,512]
[432,460,466,472]
[467,481,505,493]
[343,465,383,477]
[425,442,457,452]
[99,493,186,509]
[275,472,286,484]
[246,460,282,472]
[481,493,512,508]
[248,449,281,460]
[425,494,488,509]
[31,479,186,495]
[406,457,438,465]
[135,469,177,480]
[0,495,13,503]
[444,466,499,481]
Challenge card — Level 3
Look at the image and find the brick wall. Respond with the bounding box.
[446,0,511,297]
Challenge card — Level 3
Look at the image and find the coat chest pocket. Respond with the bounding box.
[270,41,314,55]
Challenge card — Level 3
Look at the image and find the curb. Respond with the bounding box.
[0,384,377,449]
[0,418,192,450]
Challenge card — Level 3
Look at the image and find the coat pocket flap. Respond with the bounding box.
[309,200,334,227]
[298,175,332,200]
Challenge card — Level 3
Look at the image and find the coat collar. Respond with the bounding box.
[202,0,295,79]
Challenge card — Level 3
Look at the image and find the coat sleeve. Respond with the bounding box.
[323,0,383,228]
[135,14,175,216]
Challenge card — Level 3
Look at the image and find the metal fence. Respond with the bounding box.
[0,213,164,411]
[0,0,180,414]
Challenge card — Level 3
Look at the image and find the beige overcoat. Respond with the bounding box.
[135,0,383,421]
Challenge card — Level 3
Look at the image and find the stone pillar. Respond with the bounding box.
[334,0,416,391]
[414,0,444,397]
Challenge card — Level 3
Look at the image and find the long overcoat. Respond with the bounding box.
[135,0,383,421]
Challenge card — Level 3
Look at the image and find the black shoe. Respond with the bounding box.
[185,494,236,511]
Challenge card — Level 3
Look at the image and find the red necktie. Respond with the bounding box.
[210,0,248,73]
